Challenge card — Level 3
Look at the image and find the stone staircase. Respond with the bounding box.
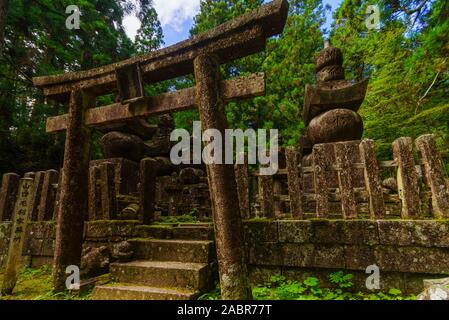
[92,225,217,300]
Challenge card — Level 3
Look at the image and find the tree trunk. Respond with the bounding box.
[0,0,9,55]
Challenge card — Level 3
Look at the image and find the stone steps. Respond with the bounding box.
[130,239,215,263]
[110,260,212,291]
[91,226,217,300]
[93,283,199,300]
[135,224,214,241]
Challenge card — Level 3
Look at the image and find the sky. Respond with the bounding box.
[123,0,343,47]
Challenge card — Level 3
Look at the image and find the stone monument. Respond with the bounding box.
[300,41,369,155]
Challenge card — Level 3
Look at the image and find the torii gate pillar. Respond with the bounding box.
[53,89,93,291]
[194,54,252,300]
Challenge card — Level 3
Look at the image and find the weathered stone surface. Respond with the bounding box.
[53,90,92,291]
[310,220,345,244]
[99,162,118,220]
[374,246,449,274]
[278,220,312,243]
[139,158,157,224]
[85,221,139,239]
[382,177,398,193]
[179,168,205,185]
[2,178,34,295]
[97,118,157,141]
[423,277,449,290]
[282,243,344,268]
[335,142,357,219]
[307,109,363,145]
[281,243,313,267]
[120,203,139,220]
[144,115,174,157]
[24,238,55,256]
[341,220,379,245]
[285,147,303,219]
[28,171,45,222]
[234,161,250,220]
[112,241,134,263]
[415,134,449,218]
[316,46,343,71]
[392,137,421,218]
[303,80,368,126]
[359,140,385,218]
[88,165,101,221]
[244,221,278,244]
[130,239,215,264]
[0,173,20,222]
[135,225,173,240]
[0,222,12,269]
[45,74,267,133]
[378,220,449,248]
[343,245,376,270]
[80,246,110,278]
[91,158,139,195]
[313,144,330,217]
[194,54,251,299]
[100,132,146,162]
[37,170,59,221]
[418,284,449,300]
[316,65,345,83]
[110,260,212,291]
[312,244,345,268]
[172,225,215,241]
[259,175,274,218]
[249,242,284,265]
[115,62,144,103]
[92,284,199,300]
[26,222,56,239]
[33,0,288,99]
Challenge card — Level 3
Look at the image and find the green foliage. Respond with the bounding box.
[331,0,449,163]
[0,0,163,174]
[0,265,92,300]
[135,7,164,54]
[198,271,417,300]
[329,271,354,289]
[198,285,221,300]
[181,0,328,147]
[1,0,448,174]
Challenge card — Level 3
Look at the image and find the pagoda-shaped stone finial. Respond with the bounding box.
[300,44,369,155]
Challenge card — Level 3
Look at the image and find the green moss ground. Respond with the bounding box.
[0,266,92,300]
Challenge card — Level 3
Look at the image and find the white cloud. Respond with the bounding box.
[123,15,141,40]
[153,0,201,32]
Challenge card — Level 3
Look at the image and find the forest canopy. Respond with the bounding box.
[0,0,448,174]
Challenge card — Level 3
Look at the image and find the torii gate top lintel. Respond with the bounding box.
[32,0,288,102]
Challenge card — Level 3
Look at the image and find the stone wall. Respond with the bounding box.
[244,220,449,293]
[1,219,449,293]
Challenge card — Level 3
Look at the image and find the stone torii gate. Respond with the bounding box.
[33,0,288,299]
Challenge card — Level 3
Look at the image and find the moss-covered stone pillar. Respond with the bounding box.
[53,89,93,292]
[194,54,252,300]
